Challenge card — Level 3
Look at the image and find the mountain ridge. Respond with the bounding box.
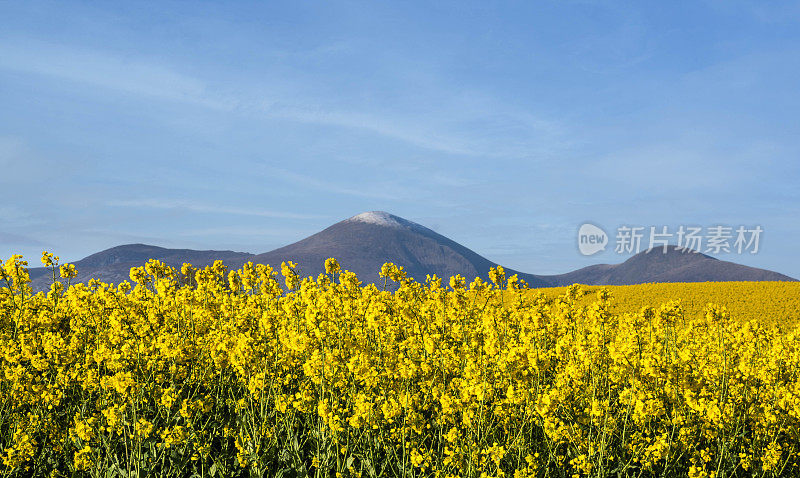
[25,211,796,291]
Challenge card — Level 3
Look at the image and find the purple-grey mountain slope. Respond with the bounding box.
[25,212,796,291]
[545,245,796,286]
[29,244,253,292]
[249,211,551,287]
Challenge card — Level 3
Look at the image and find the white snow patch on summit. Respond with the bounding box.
[347,211,406,227]
[345,211,432,233]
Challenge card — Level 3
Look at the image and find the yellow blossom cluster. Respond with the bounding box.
[0,254,798,477]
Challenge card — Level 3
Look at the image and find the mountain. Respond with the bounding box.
[28,244,253,292]
[249,211,551,287]
[546,245,796,285]
[24,212,796,291]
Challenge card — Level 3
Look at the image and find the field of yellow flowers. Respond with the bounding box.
[1,253,799,478]
[532,281,800,327]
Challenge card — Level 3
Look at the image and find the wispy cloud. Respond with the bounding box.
[0,40,225,107]
[106,198,323,220]
[262,168,412,201]
[0,40,565,158]
[0,136,57,185]
[175,226,313,237]
[0,231,48,247]
[0,205,42,229]
[270,106,478,156]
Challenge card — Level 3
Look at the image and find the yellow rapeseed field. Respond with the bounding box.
[531,282,800,327]
[1,253,799,478]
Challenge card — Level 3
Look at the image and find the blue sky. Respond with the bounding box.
[1,0,799,278]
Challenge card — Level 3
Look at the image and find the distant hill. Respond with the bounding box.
[25,211,796,291]
[249,211,550,287]
[546,245,796,286]
[29,244,253,292]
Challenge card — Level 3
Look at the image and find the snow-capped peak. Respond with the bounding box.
[345,211,428,232]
